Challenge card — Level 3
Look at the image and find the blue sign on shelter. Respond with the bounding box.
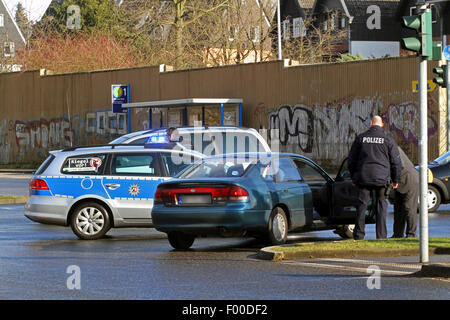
[112,84,130,113]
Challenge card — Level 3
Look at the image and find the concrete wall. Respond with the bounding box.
[0,56,443,167]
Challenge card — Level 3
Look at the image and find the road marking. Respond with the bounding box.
[281,260,414,276]
[315,258,422,270]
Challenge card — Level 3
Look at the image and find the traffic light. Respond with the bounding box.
[433,65,447,88]
[401,8,432,58]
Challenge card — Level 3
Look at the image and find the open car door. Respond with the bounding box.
[330,158,375,224]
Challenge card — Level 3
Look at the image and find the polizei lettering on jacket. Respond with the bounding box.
[362,137,384,144]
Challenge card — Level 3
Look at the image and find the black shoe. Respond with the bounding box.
[390,235,404,238]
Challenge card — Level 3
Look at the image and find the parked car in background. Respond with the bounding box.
[151,153,373,250]
[24,144,203,240]
[109,126,271,155]
[423,151,450,212]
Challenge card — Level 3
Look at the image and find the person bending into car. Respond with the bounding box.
[391,147,419,238]
[348,115,402,240]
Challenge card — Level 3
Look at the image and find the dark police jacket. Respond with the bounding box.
[396,147,419,194]
[348,125,402,187]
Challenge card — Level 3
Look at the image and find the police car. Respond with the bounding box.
[109,126,272,155]
[24,144,203,240]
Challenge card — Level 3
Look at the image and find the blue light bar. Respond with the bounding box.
[148,135,169,144]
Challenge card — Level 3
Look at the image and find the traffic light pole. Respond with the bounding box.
[419,56,429,263]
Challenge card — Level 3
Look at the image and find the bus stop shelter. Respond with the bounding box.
[121,98,243,132]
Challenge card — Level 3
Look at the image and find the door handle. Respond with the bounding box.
[283,189,289,193]
[105,183,120,190]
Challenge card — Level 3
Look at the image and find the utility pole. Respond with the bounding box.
[418,53,429,263]
[277,0,282,60]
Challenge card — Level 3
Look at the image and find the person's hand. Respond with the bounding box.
[393,182,398,189]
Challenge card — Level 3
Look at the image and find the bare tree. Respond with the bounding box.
[281,10,348,64]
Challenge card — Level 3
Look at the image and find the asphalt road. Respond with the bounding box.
[0,174,449,300]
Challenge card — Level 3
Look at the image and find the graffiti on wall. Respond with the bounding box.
[268,97,381,162]
[15,117,75,151]
[0,119,11,164]
[85,110,127,137]
[8,109,128,163]
[383,101,437,145]
[268,97,437,163]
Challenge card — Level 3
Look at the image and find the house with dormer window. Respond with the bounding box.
[0,0,26,71]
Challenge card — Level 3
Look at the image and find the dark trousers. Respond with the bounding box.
[354,186,387,240]
[393,189,418,238]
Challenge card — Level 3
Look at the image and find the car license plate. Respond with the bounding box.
[178,194,211,204]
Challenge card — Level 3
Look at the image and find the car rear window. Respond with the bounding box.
[182,159,253,178]
[178,131,266,156]
[35,154,55,175]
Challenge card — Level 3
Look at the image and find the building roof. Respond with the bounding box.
[0,0,26,46]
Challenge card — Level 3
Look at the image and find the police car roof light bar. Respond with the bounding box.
[62,144,141,152]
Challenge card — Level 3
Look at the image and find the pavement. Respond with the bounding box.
[258,244,450,279]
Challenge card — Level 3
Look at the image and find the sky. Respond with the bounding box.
[4,0,52,22]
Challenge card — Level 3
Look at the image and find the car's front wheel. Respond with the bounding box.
[70,202,111,240]
[267,207,288,245]
[427,185,441,212]
[167,231,195,250]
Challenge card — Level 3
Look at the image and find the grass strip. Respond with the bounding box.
[273,237,450,252]
[259,237,450,260]
[0,196,29,204]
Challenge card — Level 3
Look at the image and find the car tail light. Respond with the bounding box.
[30,179,49,191]
[155,185,249,204]
[154,188,162,204]
[154,186,177,204]
[228,186,249,202]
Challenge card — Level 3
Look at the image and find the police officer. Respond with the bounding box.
[348,115,402,240]
[392,147,419,238]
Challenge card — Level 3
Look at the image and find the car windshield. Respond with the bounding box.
[431,151,450,165]
[181,158,254,178]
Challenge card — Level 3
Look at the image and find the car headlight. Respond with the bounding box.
[428,168,433,183]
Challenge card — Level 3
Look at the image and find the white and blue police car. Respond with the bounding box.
[24,142,204,240]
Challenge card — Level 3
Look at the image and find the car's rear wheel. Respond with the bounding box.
[427,185,441,212]
[70,202,111,240]
[267,207,288,245]
[167,231,195,250]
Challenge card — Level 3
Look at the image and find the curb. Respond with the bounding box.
[415,263,450,279]
[0,169,35,174]
[0,196,29,205]
[257,246,450,262]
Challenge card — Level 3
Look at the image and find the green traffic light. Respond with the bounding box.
[433,67,444,75]
[433,65,447,88]
[402,37,421,52]
[433,78,444,86]
[402,15,421,30]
